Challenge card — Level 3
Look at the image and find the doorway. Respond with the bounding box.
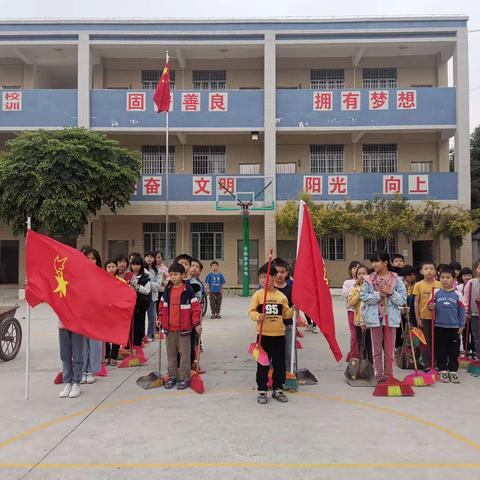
[237,239,259,285]
[0,240,19,284]
[108,240,129,260]
[412,240,434,269]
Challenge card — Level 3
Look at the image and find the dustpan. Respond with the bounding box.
[136,328,164,389]
[296,368,318,385]
[345,329,376,387]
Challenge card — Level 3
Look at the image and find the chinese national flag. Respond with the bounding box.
[153,61,171,112]
[25,230,136,345]
[292,201,342,361]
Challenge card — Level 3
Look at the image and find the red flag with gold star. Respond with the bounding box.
[153,59,171,112]
[25,230,136,345]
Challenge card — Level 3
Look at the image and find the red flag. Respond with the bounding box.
[25,230,136,345]
[153,61,171,112]
[292,201,342,361]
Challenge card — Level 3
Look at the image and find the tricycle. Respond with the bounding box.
[0,305,22,361]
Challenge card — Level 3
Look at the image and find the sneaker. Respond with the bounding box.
[69,383,81,398]
[311,325,318,334]
[86,373,96,384]
[257,391,268,404]
[449,372,461,383]
[80,373,87,384]
[210,315,215,319]
[439,371,450,383]
[59,383,72,398]
[272,390,288,403]
[164,378,177,389]
[217,314,222,319]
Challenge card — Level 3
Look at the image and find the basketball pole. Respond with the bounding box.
[241,208,250,297]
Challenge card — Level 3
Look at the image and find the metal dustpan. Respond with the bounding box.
[345,330,376,387]
[136,371,164,390]
[296,368,318,385]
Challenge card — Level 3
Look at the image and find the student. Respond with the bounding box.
[145,251,164,341]
[449,262,462,288]
[115,254,131,282]
[391,254,405,270]
[81,248,103,384]
[273,258,295,372]
[342,260,361,361]
[155,250,169,293]
[158,263,202,390]
[458,267,473,295]
[249,263,293,404]
[464,260,480,360]
[430,266,465,383]
[189,258,205,302]
[413,261,441,369]
[347,264,372,363]
[58,323,85,398]
[175,254,193,280]
[104,259,122,366]
[360,251,407,384]
[129,256,151,354]
[205,261,226,319]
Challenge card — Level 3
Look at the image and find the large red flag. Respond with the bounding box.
[25,230,136,345]
[153,60,171,112]
[292,201,342,361]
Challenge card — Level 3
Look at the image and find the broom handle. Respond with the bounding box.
[431,287,435,370]
[407,316,419,372]
[257,249,273,344]
[194,332,202,373]
[384,297,393,378]
[464,281,472,354]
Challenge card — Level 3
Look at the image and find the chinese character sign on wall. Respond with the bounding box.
[218,177,236,194]
[313,91,333,111]
[142,176,162,196]
[303,176,323,194]
[192,176,212,196]
[126,92,146,112]
[209,93,228,112]
[182,92,201,112]
[2,91,22,111]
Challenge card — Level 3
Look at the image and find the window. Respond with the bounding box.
[321,235,345,261]
[239,163,260,174]
[193,70,226,90]
[310,145,344,173]
[411,161,432,173]
[191,223,224,260]
[141,146,175,175]
[310,69,345,90]
[141,70,176,90]
[364,237,397,260]
[276,162,296,174]
[362,144,397,173]
[362,68,397,89]
[143,223,176,260]
[192,146,226,175]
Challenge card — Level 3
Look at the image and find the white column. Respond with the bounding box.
[263,32,277,260]
[77,32,91,128]
[453,27,470,209]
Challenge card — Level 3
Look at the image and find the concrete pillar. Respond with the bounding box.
[453,28,470,209]
[263,32,277,261]
[77,32,91,128]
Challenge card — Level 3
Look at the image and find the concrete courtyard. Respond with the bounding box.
[0,292,479,480]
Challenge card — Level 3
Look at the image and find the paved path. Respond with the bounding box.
[0,296,479,480]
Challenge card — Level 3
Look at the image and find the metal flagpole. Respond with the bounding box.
[25,216,31,400]
[164,50,170,263]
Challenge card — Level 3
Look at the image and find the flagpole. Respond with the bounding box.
[25,216,31,400]
[290,201,305,374]
[164,51,170,263]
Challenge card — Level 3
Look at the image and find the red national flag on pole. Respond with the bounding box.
[292,201,343,361]
[25,230,136,345]
[153,59,171,112]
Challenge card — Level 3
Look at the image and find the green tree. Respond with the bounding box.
[0,128,140,237]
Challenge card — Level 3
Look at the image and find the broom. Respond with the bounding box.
[53,371,63,384]
[96,342,108,377]
[403,317,435,387]
[248,249,273,367]
[423,287,439,383]
[467,315,480,376]
[373,297,415,397]
[118,320,144,368]
[190,334,204,394]
[284,313,300,392]
[459,283,474,368]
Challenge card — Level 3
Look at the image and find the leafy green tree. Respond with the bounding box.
[0,128,140,237]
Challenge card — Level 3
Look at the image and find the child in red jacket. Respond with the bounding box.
[158,263,202,390]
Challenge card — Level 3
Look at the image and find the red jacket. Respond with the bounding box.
[158,282,202,335]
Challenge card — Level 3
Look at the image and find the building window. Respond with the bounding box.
[310,69,345,89]
[141,70,175,90]
[239,163,260,174]
[191,223,224,260]
[363,144,397,173]
[276,162,297,174]
[143,223,176,259]
[321,235,345,261]
[364,237,397,260]
[362,68,397,89]
[411,161,432,173]
[310,145,344,173]
[192,146,226,175]
[141,146,175,175]
[193,70,226,90]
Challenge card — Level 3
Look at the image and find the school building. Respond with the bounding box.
[0,16,471,287]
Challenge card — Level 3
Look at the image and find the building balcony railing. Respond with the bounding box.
[276,87,456,129]
[0,89,77,128]
[132,172,458,202]
[90,89,264,129]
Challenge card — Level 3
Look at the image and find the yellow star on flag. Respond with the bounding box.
[53,274,69,298]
